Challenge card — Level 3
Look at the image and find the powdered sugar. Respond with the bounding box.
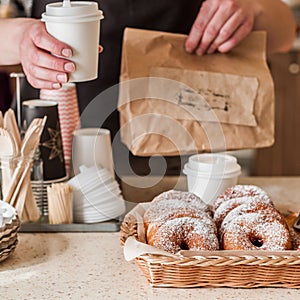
[152,216,219,254]
[144,189,212,227]
[220,198,280,236]
[144,186,292,253]
[152,190,209,212]
[148,206,216,233]
[222,212,291,250]
[144,190,217,254]
[214,195,274,227]
[213,185,271,211]
[144,198,213,224]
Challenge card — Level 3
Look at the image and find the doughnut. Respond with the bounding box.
[152,189,210,213]
[222,211,292,250]
[285,213,300,250]
[144,189,212,233]
[221,200,292,251]
[144,200,217,235]
[212,184,292,251]
[144,196,212,231]
[144,187,292,253]
[144,190,218,254]
[213,195,274,229]
[213,185,270,212]
[220,198,284,240]
[147,216,219,254]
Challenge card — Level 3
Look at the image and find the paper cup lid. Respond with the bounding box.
[184,153,241,178]
[183,163,241,179]
[73,128,110,137]
[22,99,58,107]
[45,1,100,16]
[42,1,104,22]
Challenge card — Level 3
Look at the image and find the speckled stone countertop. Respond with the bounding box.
[0,177,300,299]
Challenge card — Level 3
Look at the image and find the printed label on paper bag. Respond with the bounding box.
[149,67,259,126]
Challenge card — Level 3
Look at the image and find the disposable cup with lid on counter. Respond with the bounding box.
[41,1,104,82]
[183,153,241,204]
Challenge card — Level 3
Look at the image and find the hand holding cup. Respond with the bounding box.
[41,1,104,82]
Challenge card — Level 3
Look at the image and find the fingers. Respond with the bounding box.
[206,11,250,54]
[185,0,255,55]
[20,21,102,89]
[195,4,235,55]
[21,44,75,89]
[25,77,63,90]
[24,46,74,73]
[19,21,75,89]
[29,22,73,58]
[217,18,253,53]
[185,1,219,53]
[24,63,70,90]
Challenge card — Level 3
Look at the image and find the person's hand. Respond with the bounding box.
[19,20,75,89]
[185,0,261,55]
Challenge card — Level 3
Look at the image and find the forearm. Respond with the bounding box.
[0,18,39,65]
[254,0,296,53]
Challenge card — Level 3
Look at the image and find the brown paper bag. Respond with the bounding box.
[118,28,274,156]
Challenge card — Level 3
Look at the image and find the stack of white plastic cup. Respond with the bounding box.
[72,128,115,178]
[183,153,241,204]
[68,165,125,223]
[41,1,104,82]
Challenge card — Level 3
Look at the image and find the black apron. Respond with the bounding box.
[23,0,203,176]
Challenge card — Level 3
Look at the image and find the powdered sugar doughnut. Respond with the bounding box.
[214,195,274,229]
[222,210,292,250]
[147,216,219,254]
[213,185,270,212]
[144,190,218,254]
[220,199,282,239]
[152,190,210,213]
[143,197,213,232]
[144,201,217,234]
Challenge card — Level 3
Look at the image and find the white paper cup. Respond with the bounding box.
[72,128,115,177]
[41,1,104,82]
[183,153,241,204]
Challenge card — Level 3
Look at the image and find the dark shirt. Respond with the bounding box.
[20,0,204,176]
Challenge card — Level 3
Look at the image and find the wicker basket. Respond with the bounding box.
[0,216,21,263]
[120,203,300,288]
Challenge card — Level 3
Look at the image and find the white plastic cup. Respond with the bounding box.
[41,1,104,82]
[183,153,241,204]
[71,128,115,178]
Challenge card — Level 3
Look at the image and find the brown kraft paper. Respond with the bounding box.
[118,27,274,156]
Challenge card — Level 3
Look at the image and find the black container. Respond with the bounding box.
[22,99,66,181]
